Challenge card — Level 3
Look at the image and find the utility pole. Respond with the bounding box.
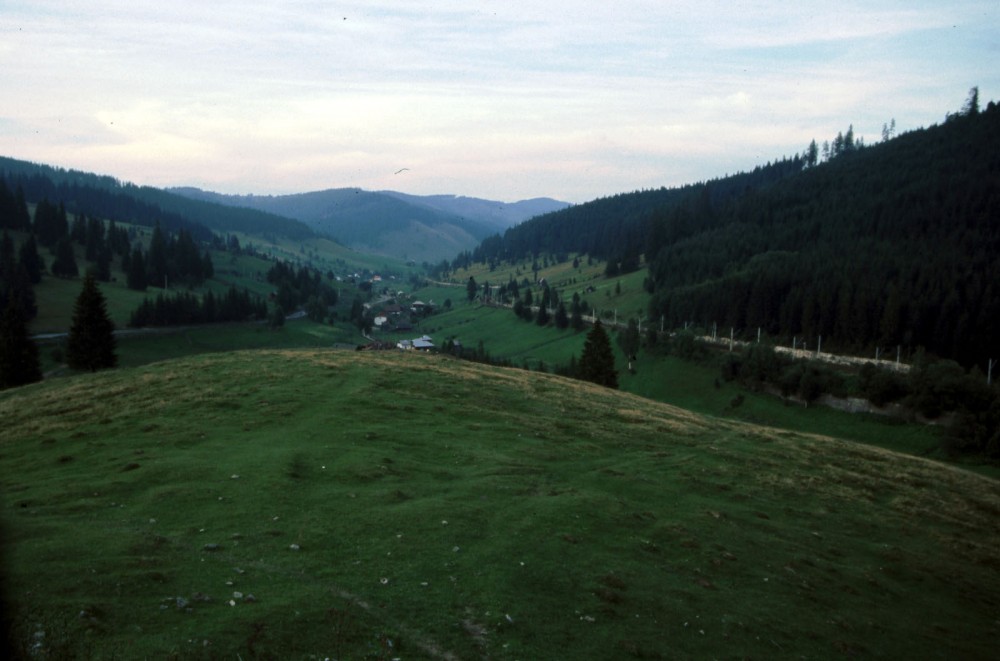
[989,358,996,386]
[729,327,734,352]
[757,327,761,344]
[817,335,822,356]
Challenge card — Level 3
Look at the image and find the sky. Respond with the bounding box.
[2,1,998,203]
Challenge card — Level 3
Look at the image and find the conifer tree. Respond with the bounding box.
[0,179,17,229]
[126,246,147,291]
[0,231,14,278]
[146,223,168,289]
[0,296,42,389]
[578,319,618,388]
[555,301,569,329]
[18,234,43,283]
[570,293,585,331]
[66,273,117,372]
[51,236,79,278]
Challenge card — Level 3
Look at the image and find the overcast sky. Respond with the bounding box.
[2,1,998,203]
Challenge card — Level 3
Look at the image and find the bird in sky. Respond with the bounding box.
[394,168,410,175]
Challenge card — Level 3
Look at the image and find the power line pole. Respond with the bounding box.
[989,358,996,386]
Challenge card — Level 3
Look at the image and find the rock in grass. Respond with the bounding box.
[289,543,301,551]
[202,543,221,552]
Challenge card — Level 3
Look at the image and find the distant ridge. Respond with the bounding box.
[169,187,568,263]
[377,190,569,234]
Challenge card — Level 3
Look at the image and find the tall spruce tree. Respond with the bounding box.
[126,246,147,291]
[578,319,618,388]
[51,236,79,278]
[146,223,168,289]
[18,234,43,283]
[66,273,117,372]
[0,296,42,389]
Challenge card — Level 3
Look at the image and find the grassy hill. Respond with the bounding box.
[2,350,998,659]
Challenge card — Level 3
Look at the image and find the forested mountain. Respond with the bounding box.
[467,156,807,268]
[467,96,1000,368]
[646,103,1000,367]
[169,187,564,263]
[0,157,316,241]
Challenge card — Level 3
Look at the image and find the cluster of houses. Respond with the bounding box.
[358,296,444,352]
[371,300,432,332]
[358,333,439,352]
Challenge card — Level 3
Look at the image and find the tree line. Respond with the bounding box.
[716,340,1000,460]
[646,93,1000,368]
[459,90,999,369]
[266,260,340,323]
[0,156,316,241]
[128,287,267,327]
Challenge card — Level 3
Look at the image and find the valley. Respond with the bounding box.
[2,98,999,659]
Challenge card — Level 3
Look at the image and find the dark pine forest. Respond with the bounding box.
[466,96,1000,368]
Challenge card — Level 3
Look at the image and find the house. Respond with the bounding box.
[397,334,434,351]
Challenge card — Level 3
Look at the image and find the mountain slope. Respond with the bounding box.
[2,349,998,659]
[379,190,569,234]
[170,187,567,263]
[643,106,1000,365]
[0,156,316,241]
[466,102,1000,366]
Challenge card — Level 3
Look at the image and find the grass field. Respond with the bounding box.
[379,296,967,478]
[2,350,999,659]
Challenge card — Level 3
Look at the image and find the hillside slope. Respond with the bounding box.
[0,156,316,241]
[379,191,569,234]
[170,187,562,263]
[2,350,998,659]
[467,103,1000,366]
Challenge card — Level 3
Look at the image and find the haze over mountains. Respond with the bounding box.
[169,186,568,263]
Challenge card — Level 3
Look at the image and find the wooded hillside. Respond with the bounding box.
[0,157,316,241]
[466,97,1000,367]
[646,102,1000,367]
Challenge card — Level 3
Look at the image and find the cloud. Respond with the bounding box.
[1,1,998,201]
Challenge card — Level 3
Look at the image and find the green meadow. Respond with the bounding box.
[2,350,999,659]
